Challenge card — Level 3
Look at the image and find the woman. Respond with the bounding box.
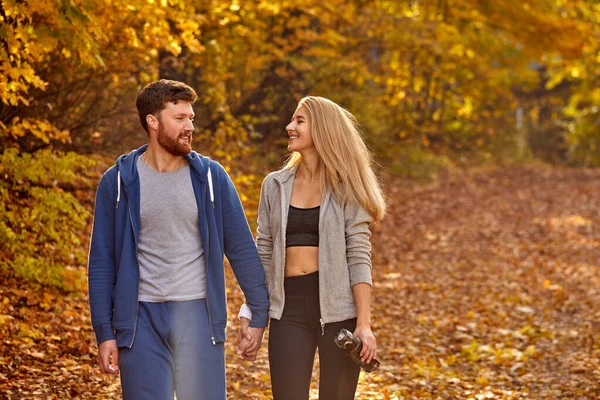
[242,96,385,399]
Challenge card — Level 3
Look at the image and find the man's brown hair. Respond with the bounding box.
[136,79,198,134]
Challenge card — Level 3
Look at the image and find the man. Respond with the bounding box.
[88,79,268,399]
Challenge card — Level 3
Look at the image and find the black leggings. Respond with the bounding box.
[268,272,360,400]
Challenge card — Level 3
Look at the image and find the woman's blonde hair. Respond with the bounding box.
[284,96,386,222]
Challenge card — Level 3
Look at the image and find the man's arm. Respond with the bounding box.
[217,164,270,328]
[88,172,118,371]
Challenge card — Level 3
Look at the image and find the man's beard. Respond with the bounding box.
[157,121,192,157]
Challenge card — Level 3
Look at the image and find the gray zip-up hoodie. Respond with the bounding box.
[256,166,373,325]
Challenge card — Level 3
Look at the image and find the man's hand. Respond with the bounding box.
[237,317,255,358]
[98,339,120,374]
[236,317,265,361]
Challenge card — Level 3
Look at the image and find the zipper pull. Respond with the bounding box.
[211,336,216,345]
[320,319,325,336]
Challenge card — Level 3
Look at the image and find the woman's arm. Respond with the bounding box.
[345,202,377,363]
[352,282,377,364]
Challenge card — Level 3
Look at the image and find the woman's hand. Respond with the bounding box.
[353,325,377,364]
[237,317,257,360]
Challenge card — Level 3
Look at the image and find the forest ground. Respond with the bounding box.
[1,164,599,399]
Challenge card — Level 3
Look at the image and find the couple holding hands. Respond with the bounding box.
[88,79,385,399]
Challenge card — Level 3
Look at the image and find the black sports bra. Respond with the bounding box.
[285,205,320,247]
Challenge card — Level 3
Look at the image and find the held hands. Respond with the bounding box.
[236,317,265,361]
[353,325,377,364]
[97,339,120,374]
[97,320,263,374]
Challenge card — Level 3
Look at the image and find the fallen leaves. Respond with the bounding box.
[364,165,600,399]
[1,165,600,398]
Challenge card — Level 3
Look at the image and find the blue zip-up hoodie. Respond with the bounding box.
[88,144,269,347]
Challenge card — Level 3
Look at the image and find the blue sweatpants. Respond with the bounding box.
[119,299,225,400]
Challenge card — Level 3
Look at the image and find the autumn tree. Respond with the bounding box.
[0,0,107,289]
[1,0,598,287]
[547,0,600,166]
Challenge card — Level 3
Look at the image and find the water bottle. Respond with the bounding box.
[334,328,380,373]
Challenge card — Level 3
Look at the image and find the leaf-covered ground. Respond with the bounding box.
[1,165,599,399]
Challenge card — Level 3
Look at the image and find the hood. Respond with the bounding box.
[116,144,211,185]
[114,144,213,208]
[273,164,298,184]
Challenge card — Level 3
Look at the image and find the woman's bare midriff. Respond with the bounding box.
[285,246,319,277]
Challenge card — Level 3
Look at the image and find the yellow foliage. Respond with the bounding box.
[1,0,599,287]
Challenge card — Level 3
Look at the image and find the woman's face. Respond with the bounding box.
[286,105,314,153]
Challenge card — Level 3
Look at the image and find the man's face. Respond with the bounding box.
[156,101,195,157]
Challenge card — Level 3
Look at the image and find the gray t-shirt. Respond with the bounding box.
[136,157,206,302]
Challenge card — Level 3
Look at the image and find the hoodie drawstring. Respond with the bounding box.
[207,167,214,208]
[116,169,121,209]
